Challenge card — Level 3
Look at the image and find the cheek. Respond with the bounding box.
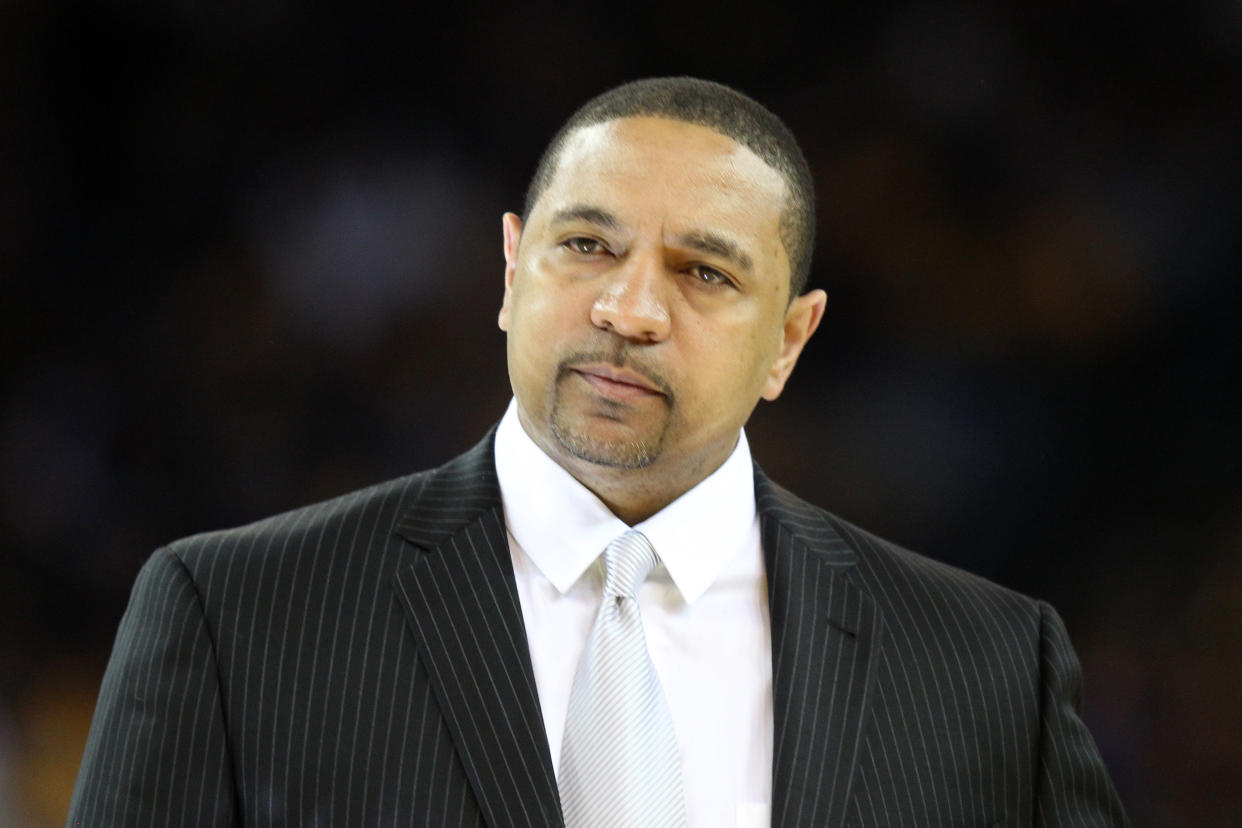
[509,278,561,333]
[508,288,584,373]
[518,263,588,319]
[722,323,783,395]
[678,327,768,402]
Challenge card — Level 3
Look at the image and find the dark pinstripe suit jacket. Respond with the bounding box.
[69,430,1128,826]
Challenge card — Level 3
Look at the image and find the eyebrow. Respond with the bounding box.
[549,203,754,273]
[676,230,753,273]
[549,204,620,230]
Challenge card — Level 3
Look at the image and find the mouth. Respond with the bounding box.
[569,362,667,402]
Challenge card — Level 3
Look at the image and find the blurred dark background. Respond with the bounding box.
[2,1,1239,824]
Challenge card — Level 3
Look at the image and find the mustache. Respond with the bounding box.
[556,346,675,403]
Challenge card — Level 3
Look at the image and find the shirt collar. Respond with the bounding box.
[494,398,757,605]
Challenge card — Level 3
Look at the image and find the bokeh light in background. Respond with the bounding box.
[2,2,1238,824]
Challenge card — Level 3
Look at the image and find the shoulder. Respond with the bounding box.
[158,428,502,580]
[154,471,430,583]
[832,511,1037,621]
[758,471,1043,646]
[784,495,1054,713]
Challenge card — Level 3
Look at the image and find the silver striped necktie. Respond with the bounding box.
[558,529,688,828]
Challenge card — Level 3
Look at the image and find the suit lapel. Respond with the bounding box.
[757,469,881,827]
[392,433,563,828]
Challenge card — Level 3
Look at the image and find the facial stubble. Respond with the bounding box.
[548,353,675,470]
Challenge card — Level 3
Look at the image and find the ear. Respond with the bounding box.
[498,212,523,332]
[761,288,827,401]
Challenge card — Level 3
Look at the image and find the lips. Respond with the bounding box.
[570,363,665,401]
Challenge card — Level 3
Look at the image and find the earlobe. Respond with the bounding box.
[498,213,524,332]
[761,288,827,401]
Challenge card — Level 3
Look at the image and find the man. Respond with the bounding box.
[69,78,1128,826]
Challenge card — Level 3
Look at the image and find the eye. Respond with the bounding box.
[688,264,734,288]
[563,237,606,255]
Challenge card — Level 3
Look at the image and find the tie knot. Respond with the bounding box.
[602,530,659,600]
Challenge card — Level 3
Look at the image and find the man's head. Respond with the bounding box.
[523,77,816,299]
[499,78,826,522]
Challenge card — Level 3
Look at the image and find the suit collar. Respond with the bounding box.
[393,429,505,548]
[754,468,857,574]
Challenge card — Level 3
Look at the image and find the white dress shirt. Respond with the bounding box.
[494,399,773,828]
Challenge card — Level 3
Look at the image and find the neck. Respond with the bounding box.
[509,401,740,524]
[575,471,686,525]
[548,438,734,526]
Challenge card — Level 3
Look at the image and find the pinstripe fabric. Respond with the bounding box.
[70,429,1127,826]
[70,438,558,827]
[756,473,1129,826]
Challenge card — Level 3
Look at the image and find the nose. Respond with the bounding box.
[589,252,671,344]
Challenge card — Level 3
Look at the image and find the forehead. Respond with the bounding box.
[537,117,788,243]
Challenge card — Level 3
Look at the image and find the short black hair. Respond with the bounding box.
[523,77,816,298]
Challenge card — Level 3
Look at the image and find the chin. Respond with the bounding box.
[550,418,664,470]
